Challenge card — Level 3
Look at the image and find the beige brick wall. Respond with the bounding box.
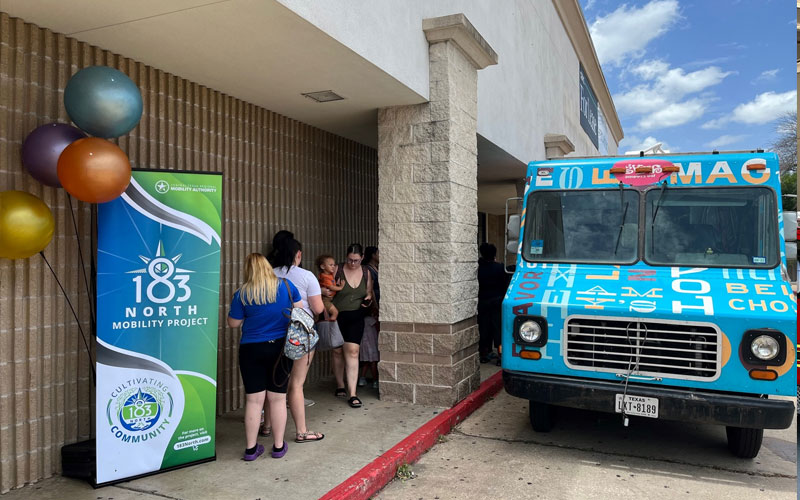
[0,13,377,492]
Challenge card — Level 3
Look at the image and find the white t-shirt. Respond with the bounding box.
[274,265,321,316]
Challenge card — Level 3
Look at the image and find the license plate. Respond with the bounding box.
[615,394,658,418]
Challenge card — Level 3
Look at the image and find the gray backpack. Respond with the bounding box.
[280,279,318,360]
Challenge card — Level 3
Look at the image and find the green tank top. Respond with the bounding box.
[332,266,367,312]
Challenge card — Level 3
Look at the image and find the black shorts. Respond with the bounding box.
[238,339,293,394]
[336,309,365,345]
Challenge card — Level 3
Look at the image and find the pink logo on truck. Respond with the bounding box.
[611,159,677,187]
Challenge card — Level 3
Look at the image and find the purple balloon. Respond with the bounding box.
[22,123,86,187]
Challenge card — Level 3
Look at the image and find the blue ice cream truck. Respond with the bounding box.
[501,152,797,458]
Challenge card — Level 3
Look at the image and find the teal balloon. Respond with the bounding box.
[64,66,143,138]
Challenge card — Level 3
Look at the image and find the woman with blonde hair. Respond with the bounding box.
[227,253,303,461]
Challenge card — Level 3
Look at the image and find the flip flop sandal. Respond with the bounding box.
[259,426,271,437]
[334,387,347,398]
[348,396,362,408]
[295,431,325,443]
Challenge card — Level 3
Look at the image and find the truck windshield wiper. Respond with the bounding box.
[650,180,668,252]
[614,202,629,254]
[614,182,628,254]
[651,180,668,225]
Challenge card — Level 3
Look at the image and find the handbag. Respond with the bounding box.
[280,279,318,361]
[316,320,344,351]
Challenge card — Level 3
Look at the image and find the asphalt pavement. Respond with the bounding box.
[378,389,797,500]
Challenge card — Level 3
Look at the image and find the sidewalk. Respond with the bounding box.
[5,365,501,500]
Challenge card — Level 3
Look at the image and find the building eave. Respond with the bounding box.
[552,0,624,144]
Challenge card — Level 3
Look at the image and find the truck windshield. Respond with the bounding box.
[644,187,779,268]
[522,189,640,264]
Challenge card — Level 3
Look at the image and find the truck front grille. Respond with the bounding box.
[564,316,721,381]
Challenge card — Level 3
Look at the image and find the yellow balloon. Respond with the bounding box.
[0,191,55,259]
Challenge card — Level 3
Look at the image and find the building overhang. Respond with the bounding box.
[0,0,428,148]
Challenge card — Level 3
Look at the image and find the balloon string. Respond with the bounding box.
[39,251,96,385]
[67,194,96,328]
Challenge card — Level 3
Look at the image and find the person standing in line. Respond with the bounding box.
[262,237,325,443]
[227,253,301,460]
[477,243,509,364]
[358,246,380,390]
[328,243,372,408]
[267,229,294,265]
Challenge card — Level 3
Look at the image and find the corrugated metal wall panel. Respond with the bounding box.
[0,12,377,492]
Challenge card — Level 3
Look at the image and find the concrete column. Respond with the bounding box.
[377,14,497,406]
[544,133,575,159]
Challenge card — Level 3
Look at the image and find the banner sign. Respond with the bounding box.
[579,64,599,149]
[96,170,222,484]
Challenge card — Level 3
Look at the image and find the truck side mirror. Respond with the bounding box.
[504,198,522,274]
[782,212,797,286]
[783,211,797,243]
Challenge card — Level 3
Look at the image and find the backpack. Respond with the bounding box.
[280,279,318,361]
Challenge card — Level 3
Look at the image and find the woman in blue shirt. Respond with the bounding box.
[227,253,302,461]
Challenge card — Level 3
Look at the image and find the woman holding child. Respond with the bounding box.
[262,235,325,443]
[328,243,373,408]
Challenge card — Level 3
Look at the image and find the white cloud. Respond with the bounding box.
[700,117,725,129]
[753,69,779,83]
[637,99,707,130]
[702,90,796,129]
[730,91,796,124]
[615,61,730,117]
[588,0,680,66]
[612,60,730,131]
[620,135,673,153]
[704,134,747,149]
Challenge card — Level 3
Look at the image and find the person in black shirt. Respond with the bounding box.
[478,243,510,363]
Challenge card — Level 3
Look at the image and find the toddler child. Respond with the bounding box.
[315,254,344,321]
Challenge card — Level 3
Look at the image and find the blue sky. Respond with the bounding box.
[580,0,797,153]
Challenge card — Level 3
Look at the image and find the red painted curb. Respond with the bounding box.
[319,370,504,500]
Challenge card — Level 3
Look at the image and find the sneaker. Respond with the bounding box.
[243,444,265,461]
[372,380,379,390]
[271,442,288,459]
[357,377,367,387]
[304,398,315,407]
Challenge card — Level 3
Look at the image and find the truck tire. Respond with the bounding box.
[529,401,554,432]
[725,426,763,459]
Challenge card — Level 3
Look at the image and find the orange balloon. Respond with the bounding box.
[57,137,131,203]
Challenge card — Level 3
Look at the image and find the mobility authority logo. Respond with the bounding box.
[155,180,170,194]
[107,380,173,444]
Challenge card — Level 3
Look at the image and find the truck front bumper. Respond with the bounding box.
[503,370,795,429]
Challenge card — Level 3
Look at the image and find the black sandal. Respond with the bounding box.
[348,396,362,408]
[335,387,347,398]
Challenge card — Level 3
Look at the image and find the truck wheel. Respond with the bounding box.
[725,426,763,458]
[529,401,554,432]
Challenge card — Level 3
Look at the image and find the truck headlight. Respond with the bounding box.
[513,316,547,347]
[750,335,780,361]
[519,321,542,343]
